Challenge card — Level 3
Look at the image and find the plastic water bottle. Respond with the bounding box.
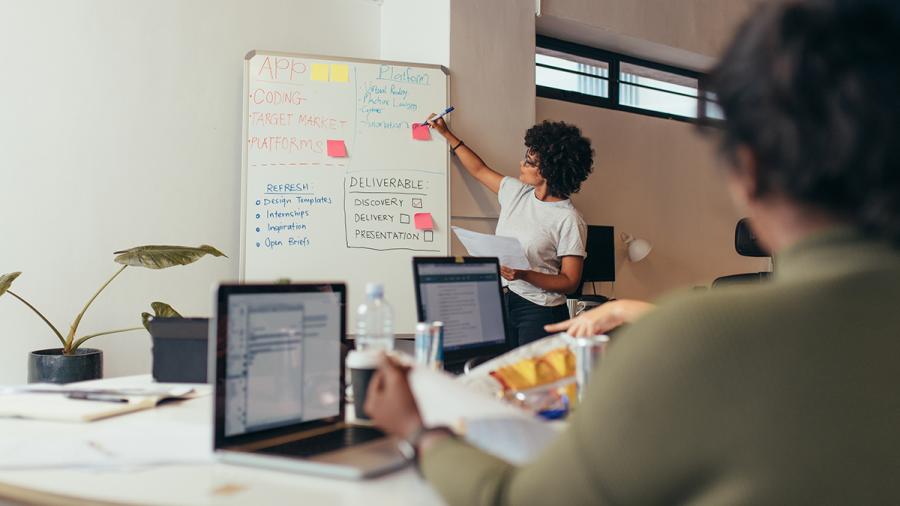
[355,283,394,352]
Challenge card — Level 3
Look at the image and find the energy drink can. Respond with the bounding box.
[414,322,432,365]
[429,321,444,370]
[572,334,609,402]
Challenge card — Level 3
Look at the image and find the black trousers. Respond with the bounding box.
[505,290,571,348]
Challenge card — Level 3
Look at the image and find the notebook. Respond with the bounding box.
[0,385,198,423]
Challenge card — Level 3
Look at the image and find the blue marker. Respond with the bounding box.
[423,106,454,127]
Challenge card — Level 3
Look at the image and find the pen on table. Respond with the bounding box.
[5,386,191,396]
[423,106,455,127]
[66,392,129,403]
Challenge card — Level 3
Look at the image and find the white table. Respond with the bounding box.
[0,375,444,506]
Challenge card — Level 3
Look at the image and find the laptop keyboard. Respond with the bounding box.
[258,426,387,459]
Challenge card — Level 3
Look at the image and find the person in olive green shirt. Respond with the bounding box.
[363,0,900,504]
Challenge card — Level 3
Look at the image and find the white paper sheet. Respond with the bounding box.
[0,421,213,470]
[408,367,562,464]
[0,385,206,423]
[451,227,530,269]
[409,367,529,427]
[461,417,560,464]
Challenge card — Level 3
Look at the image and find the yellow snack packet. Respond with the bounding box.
[491,358,537,390]
[490,347,575,391]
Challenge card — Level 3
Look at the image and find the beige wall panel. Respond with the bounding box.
[449,0,536,217]
[540,0,757,62]
[537,97,769,301]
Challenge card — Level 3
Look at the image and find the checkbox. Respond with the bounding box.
[412,198,423,209]
[424,230,434,242]
[400,214,410,224]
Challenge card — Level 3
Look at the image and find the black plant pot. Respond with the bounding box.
[27,348,103,384]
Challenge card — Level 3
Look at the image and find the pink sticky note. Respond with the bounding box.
[414,212,434,230]
[327,140,347,157]
[412,123,432,141]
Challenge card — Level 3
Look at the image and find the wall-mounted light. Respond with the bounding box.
[621,233,652,262]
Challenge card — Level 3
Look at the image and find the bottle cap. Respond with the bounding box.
[365,283,384,298]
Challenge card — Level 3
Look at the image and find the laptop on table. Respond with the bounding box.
[413,257,512,372]
[210,283,406,479]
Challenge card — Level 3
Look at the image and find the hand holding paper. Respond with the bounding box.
[409,366,559,464]
[452,227,530,270]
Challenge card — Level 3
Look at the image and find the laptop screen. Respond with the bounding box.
[222,290,343,437]
[414,260,507,352]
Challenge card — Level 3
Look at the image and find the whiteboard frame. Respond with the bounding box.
[239,50,451,288]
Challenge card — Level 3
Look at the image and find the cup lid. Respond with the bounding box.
[346,350,381,368]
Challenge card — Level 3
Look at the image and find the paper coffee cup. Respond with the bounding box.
[346,350,380,420]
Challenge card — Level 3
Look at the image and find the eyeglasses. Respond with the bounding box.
[523,150,539,168]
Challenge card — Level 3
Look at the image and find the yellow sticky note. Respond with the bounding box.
[330,64,349,82]
[311,64,329,82]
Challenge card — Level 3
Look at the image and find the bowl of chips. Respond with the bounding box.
[459,334,578,416]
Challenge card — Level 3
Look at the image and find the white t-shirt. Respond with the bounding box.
[495,177,587,307]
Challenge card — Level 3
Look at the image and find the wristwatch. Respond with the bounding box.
[396,425,454,467]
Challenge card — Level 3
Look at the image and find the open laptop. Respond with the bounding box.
[210,283,407,479]
[412,257,511,371]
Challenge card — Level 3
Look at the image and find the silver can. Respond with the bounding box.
[570,334,609,402]
[429,321,444,370]
[414,322,432,365]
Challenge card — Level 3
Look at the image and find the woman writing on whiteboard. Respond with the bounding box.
[426,114,594,346]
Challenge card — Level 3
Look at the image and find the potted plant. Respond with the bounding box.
[0,244,226,384]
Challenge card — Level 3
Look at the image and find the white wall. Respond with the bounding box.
[381,0,450,66]
[0,0,381,384]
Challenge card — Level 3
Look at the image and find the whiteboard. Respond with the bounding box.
[240,51,450,333]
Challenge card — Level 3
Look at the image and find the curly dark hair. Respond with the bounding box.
[704,0,900,243]
[524,121,594,199]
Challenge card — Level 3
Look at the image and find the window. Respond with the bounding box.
[536,36,719,123]
[536,49,609,98]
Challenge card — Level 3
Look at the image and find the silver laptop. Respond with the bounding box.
[210,282,407,479]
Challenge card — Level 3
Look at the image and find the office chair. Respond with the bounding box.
[711,218,772,288]
[568,225,616,309]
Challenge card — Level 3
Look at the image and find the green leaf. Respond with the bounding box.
[71,327,144,351]
[0,272,65,346]
[113,245,227,270]
[141,301,183,331]
[0,272,21,297]
[152,301,182,318]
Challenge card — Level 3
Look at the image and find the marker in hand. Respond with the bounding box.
[424,106,455,127]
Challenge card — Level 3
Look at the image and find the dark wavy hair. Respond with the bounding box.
[704,0,900,243]
[524,121,594,199]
